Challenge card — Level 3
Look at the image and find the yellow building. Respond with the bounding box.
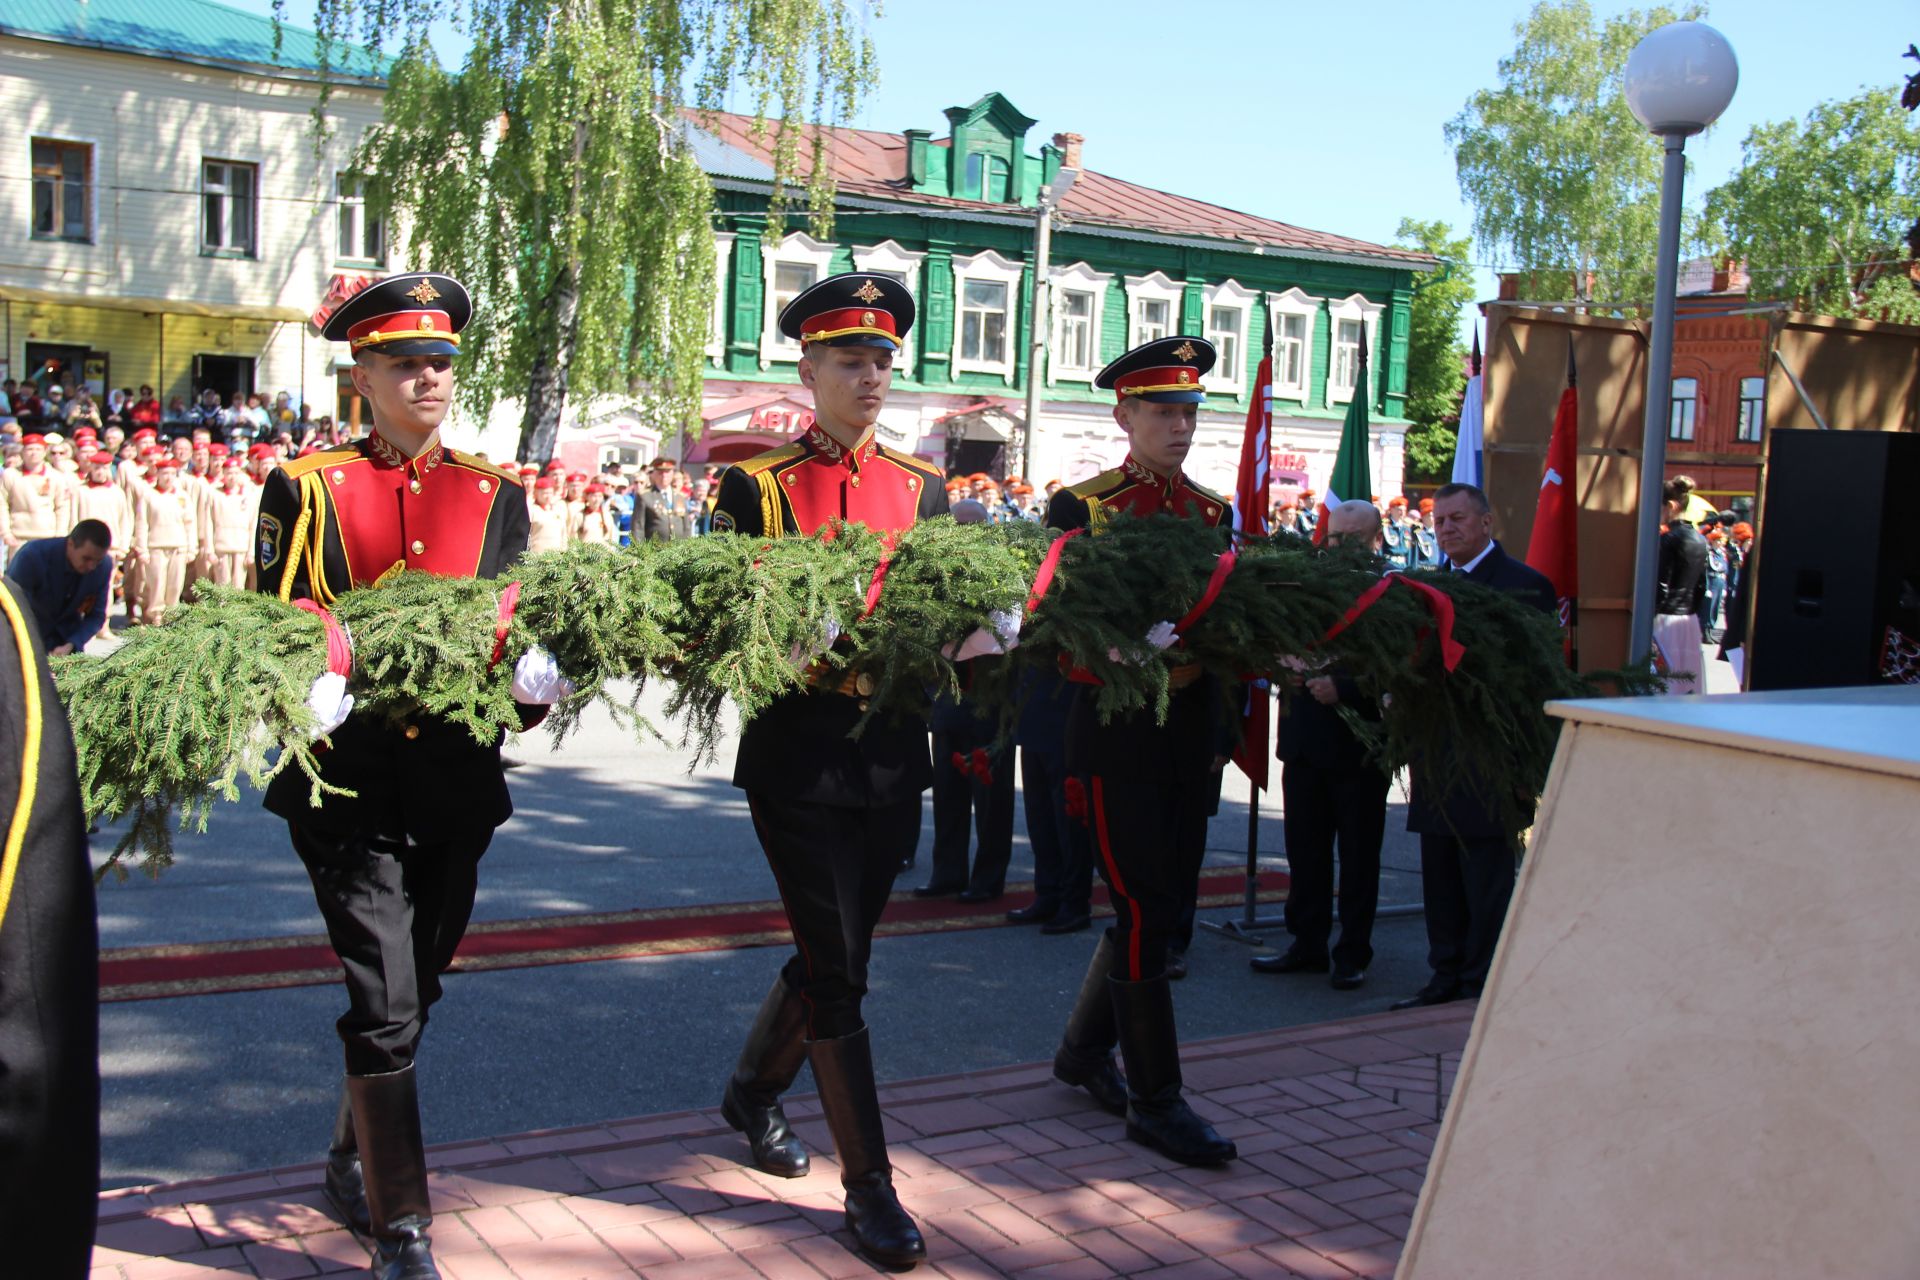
[0,0,386,422]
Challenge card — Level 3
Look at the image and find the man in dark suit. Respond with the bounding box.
[1393,482,1557,1011]
[1251,500,1390,991]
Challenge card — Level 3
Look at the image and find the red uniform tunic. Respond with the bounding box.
[711,423,949,807]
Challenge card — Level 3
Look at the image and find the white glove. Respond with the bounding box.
[306,671,354,739]
[788,616,843,671]
[512,647,577,705]
[941,608,1024,660]
[1144,620,1179,651]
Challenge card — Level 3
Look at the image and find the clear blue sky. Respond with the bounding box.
[236,0,1914,322]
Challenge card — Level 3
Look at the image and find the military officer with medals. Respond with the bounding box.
[254,274,567,1280]
[638,457,687,541]
[1047,336,1238,1168]
[709,273,945,1269]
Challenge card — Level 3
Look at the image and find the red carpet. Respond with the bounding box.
[97,870,1287,1002]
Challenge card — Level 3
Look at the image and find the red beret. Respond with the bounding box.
[19,433,44,446]
[208,443,230,456]
[131,428,158,442]
[248,444,276,460]
[90,451,114,465]
[584,483,606,495]
[154,458,181,470]
[534,476,557,490]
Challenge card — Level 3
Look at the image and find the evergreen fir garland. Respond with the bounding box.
[57,515,1651,877]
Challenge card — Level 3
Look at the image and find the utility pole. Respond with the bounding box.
[1020,168,1076,482]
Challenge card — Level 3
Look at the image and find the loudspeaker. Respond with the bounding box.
[1748,429,1920,690]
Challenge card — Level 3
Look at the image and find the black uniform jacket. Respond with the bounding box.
[254,431,533,841]
[1046,456,1231,784]
[0,577,99,1272]
[1407,541,1557,840]
[1276,669,1383,773]
[713,425,949,807]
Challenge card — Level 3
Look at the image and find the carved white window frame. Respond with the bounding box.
[1266,287,1323,404]
[1125,270,1185,347]
[1326,293,1385,406]
[951,248,1023,382]
[1203,278,1258,397]
[759,231,837,369]
[1048,260,1112,385]
[851,239,926,374]
[707,232,736,362]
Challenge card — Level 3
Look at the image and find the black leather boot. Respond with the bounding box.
[1110,974,1236,1166]
[720,974,812,1178]
[1051,932,1127,1116]
[808,1027,926,1269]
[322,1081,371,1233]
[347,1065,440,1280]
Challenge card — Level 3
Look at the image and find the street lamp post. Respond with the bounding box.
[1021,168,1077,482]
[1623,20,1739,666]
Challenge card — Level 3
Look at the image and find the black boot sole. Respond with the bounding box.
[846,1210,927,1269]
[1051,1058,1128,1118]
[720,1090,810,1178]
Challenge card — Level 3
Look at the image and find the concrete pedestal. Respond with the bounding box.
[1399,687,1920,1280]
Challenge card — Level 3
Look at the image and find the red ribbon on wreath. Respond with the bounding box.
[292,598,352,678]
[1026,527,1086,614]
[1318,572,1466,672]
[1172,547,1239,639]
[490,581,522,670]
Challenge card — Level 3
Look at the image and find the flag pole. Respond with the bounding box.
[1202,319,1285,944]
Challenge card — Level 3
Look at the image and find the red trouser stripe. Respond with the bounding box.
[1089,776,1143,980]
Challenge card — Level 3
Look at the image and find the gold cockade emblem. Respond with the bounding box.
[1172,340,1197,362]
[406,279,442,305]
[852,280,884,304]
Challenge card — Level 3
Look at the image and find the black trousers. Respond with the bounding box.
[1418,832,1518,991]
[294,824,489,1076]
[748,793,921,1040]
[927,730,1014,893]
[1021,747,1092,915]
[1282,762,1389,969]
[1086,773,1210,981]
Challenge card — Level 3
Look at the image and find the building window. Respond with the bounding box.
[30,139,90,243]
[961,279,1008,364]
[851,240,925,374]
[1669,377,1698,442]
[202,159,258,256]
[965,152,1011,202]
[335,173,384,265]
[1267,287,1323,402]
[757,232,836,367]
[1737,375,1764,443]
[1124,271,1184,349]
[1325,293,1383,406]
[1055,290,1095,372]
[950,250,1023,380]
[1202,279,1258,396]
[1047,261,1111,384]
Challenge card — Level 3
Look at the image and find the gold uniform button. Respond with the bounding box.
[855,672,876,696]
[850,475,861,487]
[908,477,919,490]
[331,469,345,484]
[403,724,420,740]
[479,479,492,494]
[410,539,426,555]
[409,480,423,494]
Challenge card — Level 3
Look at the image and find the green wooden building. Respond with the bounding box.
[615,93,1433,499]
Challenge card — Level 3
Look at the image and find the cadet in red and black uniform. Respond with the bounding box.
[255,274,560,1280]
[710,273,945,1270]
[1047,336,1238,1167]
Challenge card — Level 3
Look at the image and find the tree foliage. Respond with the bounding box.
[1704,87,1920,319]
[304,0,879,462]
[1395,218,1475,482]
[1447,0,1701,306]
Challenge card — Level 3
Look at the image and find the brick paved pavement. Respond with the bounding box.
[90,1003,1472,1279]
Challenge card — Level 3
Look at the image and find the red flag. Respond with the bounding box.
[1230,356,1273,788]
[1525,343,1580,664]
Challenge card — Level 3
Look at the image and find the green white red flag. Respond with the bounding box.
[1314,325,1371,544]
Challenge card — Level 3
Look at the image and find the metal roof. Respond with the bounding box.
[0,0,387,82]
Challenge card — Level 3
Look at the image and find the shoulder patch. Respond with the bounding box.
[732,443,807,477]
[1066,468,1126,500]
[710,507,736,533]
[280,445,362,480]
[446,449,523,486]
[257,512,284,572]
[875,444,942,476]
